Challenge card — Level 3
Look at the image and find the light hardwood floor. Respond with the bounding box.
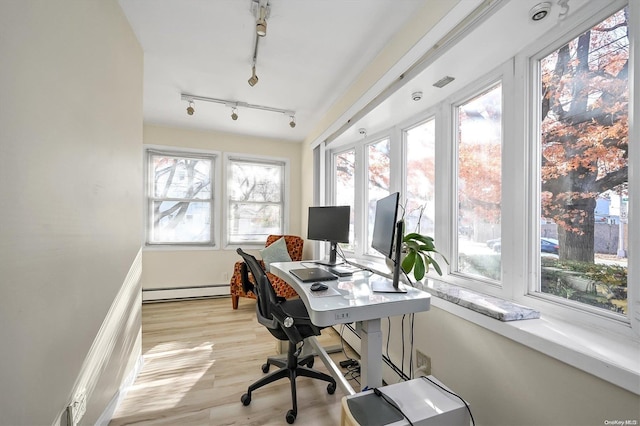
[110,297,360,426]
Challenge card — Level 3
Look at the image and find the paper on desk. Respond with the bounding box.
[309,287,341,297]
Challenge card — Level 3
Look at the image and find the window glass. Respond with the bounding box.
[456,83,502,281]
[538,8,629,315]
[335,149,356,250]
[227,158,285,244]
[405,119,436,237]
[367,138,390,255]
[147,151,214,245]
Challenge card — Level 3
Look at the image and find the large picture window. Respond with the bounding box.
[334,149,356,251]
[455,83,502,282]
[536,7,629,315]
[227,157,286,244]
[146,149,215,245]
[326,0,634,329]
[366,138,390,255]
[404,119,436,237]
[324,0,636,389]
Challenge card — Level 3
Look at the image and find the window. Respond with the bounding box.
[146,149,215,245]
[322,1,637,389]
[404,119,436,237]
[366,138,391,255]
[334,149,356,251]
[455,83,502,282]
[227,156,286,244]
[535,7,629,316]
[325,1,635,327]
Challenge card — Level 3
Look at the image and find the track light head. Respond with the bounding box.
[231,108,238,121]
[248,66,259,87]
[186,100,195,116]
[289,115,296,128]
[256,6,267,36]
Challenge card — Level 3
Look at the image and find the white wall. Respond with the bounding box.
[0,1,143,424]
[141,124,303,296]
[382,308,639,426]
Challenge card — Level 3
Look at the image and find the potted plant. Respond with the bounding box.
[400,204,448,281]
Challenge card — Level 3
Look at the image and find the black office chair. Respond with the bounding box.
[236,248,337,424]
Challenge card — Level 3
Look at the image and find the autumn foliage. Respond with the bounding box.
[540,7,628,261]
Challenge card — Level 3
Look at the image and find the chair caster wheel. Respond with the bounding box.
[306,359,314,368]
[327,383,336,394]
[241,393,251,406]
[261,363,270,373]
[286,409,296,424]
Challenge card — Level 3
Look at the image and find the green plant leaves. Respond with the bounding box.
[401,232,447,280]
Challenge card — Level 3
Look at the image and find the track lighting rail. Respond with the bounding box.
[181,93,296,127]
[181,93,294,116]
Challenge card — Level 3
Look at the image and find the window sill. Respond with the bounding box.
[423,278,640,396]
[418,280,540,321]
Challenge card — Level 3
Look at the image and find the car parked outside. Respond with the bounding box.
[489,237,559,254]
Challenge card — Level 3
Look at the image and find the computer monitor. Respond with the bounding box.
[307,205,350,266]
[371,192,406,293]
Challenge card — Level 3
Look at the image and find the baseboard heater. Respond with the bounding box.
[142,284,229,302]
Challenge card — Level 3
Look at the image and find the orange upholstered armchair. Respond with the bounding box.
[230,235,304,309]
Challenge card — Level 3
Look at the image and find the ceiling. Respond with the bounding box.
[118,0,428,142]
[118,0,591,145]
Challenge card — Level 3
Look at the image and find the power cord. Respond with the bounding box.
[338,324,360,385]
[372,387,415,426]
[420,376,476,426]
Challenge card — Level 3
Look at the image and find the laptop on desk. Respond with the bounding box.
[289,267,337,282]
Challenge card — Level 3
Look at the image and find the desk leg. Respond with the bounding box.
[308,336,355,396]
[357,319,382,389]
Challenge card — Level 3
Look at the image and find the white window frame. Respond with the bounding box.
[143,145,220,249]
[513,0,638,338]
[223,153,290,248]
[442,62,513,299]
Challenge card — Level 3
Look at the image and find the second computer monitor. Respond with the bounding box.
[371,192,406,293]
[307,205,350,266]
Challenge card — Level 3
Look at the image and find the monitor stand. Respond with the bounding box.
[315,241,343,267]
[370,277,407,293]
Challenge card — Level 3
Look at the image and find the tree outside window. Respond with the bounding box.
[405,119,436,237]
[227,158,285,244]
[456,83,502,282]
[335,149,356,251]
[538,7,629,315]
[367,138,391,255]
[147,150,214,245]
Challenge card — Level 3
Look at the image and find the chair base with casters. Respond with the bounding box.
[236,248,337,424]
[241,339,336,424]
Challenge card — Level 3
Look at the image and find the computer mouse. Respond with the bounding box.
[310,282,328,292]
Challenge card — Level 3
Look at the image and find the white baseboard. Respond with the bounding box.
[95,355,144,426]
[142,284,229,302]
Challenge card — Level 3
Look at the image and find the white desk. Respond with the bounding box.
[270,262,431,393]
